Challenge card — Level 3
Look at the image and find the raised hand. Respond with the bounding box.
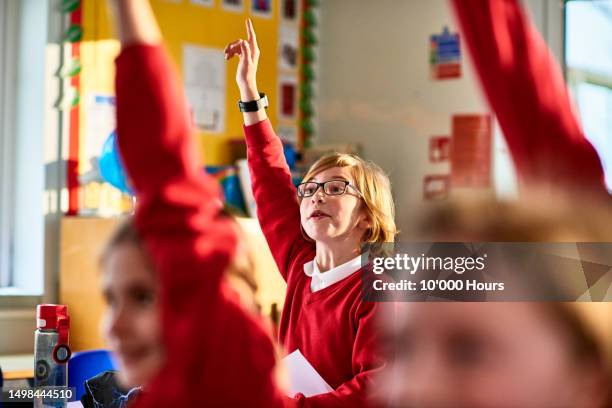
[224,18,260,102]
[107,0,161,47]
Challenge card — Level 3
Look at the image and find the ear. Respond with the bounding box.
[359,213,372,230]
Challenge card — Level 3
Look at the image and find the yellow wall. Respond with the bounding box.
[80,0,284,166]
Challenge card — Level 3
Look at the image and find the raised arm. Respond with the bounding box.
[451,0,609,200]
[108,2,288,407]
[226,20,312,281]
[109,0,230,300]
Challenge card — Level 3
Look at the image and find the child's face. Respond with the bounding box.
[101,243,164,389]
[300,166,369,244]
[380,303,603,408]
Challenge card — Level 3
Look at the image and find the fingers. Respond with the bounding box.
[245,18,260,61]
[224,39,243,60]
[245,18,256,45]
[240,39,252,64]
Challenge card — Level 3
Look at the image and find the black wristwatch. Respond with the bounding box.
[238,93,269,112]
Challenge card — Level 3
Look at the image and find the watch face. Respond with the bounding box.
[255,95,268,111]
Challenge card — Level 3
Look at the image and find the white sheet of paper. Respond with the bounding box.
[183,44,226,134]
[190,0,213,6]
[278,25,299,71]
[282,349,333,397]
[67,402,83,408]
[85,94,116,169]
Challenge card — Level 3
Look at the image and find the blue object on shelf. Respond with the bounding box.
[205,166,246,213]
[283,142,297,170]
[99,131,133,195]
[68,349,117,401]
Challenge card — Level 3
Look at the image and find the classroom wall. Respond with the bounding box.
[315,0,564,236]
[316,0,490,236]
[79,0,286,168]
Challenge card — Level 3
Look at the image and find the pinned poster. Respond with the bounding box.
[423,175,450,200]
[222,0,243,12]
[430,26,461,80]
[85,94,116,165]
[251,0,272,18]
[183,44,226,134]
[279,25,299,71]
[429,136,451,162]
[278,75,298,120]
[191,0,214,7]
[281,0,299,21]
[450,114,492,188]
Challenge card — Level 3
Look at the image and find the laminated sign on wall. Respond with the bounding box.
[429,136,451,162]
[451,114,492,188]
[183,45,226,134]
[222,0,244,12]
[430,26,461,80]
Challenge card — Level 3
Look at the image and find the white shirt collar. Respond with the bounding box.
[304,254,363,292]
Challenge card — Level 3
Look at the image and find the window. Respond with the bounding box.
[0,0,18,289]
[0,0,53,300]
[566,0,612,192]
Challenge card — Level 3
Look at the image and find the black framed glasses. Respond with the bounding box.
[296,180,363,198]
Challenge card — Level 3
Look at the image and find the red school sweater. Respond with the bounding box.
[245,119,387,407]
[451,0,609,202]
[115,44,290,408]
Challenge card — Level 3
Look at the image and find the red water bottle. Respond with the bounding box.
[34,304,71,405]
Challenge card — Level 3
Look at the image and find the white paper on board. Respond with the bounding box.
[281,349,334,397]
[183,44,226,134]
[85,94,116,168]
[190,0,213,7]
[278,24,299,71]
[67,401,84,408]
[222,0,244,12]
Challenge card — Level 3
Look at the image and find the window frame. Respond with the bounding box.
[0,0,65,310]
[0,0,19,291]
[564,0,612,193]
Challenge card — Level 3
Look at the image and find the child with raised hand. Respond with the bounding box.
[225,20,397,407]
[103,1,290,407]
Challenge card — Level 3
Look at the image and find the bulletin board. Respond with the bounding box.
[69,0,302,215]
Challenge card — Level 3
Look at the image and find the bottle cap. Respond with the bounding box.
[36,304,70,346]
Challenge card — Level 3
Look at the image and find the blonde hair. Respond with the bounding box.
[302,153,397,244]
